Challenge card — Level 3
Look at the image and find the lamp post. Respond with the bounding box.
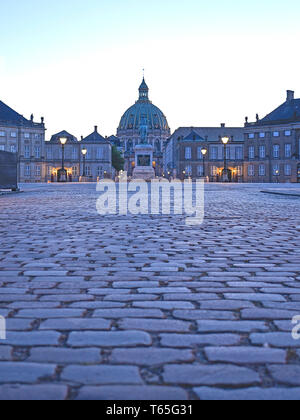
[59,137,67,182]
[221,136,230,182]
[81,148,87,178]
[201,148,208,178]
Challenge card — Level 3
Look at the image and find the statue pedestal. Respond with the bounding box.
[133,144,156,181]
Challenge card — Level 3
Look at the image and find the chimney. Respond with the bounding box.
[287,90,295,102]
[81,136,84,141]
[221,123,225,128]
[94,126,98,132]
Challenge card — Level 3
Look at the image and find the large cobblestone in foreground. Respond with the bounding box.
[1,182,300,400]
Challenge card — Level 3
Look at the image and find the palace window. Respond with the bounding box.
[86,166,91,176]
[259,145,266,159]
[35,166,41,176]
[24,133,30,139]
[273,131,280,137]
[259,164,266,176]
[235,147,243,160]
[197,165,204,177]
[185,147,192,160]
[284,164,292,176]
[248,133,255,139]
[10,145,17,153]
[97,166,103,177]
[96,148,103,159]
[185,165,192,176]
[34,146,40,159]
[249,146,255,159]
[10,132,17,138]
[248,165,255,176]
[211,166,218,176]
[285,130,292,137]
[25,165,31,176]
[285,144,292,158]
[72,167,78,176]
[24,145,30,158]
[259,132,266,138]
[0,131,5,137]
[210,146,218,160]
[273,145,280,159]
[0,145,5,151]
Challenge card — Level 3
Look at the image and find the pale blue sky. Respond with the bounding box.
[0,0,299,137]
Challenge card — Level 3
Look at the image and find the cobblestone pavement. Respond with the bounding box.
[1,182,300,400]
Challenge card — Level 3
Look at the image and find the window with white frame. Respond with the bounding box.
[285,144,292,158]
[47,166,52,176]
[235,147,243,160]
[25,165,31,176]
[86,166,91,176]
[97,166,103,177]
[259,132,266,138]
[0,145,5,151]
[10,145,17,153]
[210,146,218,160]
[259,145,266,159]
[273,145,280,158]
[72,167,78,176]
[248,165,254,176]
[197,147,203,160]
[46,148,52,159]
[236,166,243,176]
[285,130,291,137]
[211,166,218,176]
[248,133,255,139]
[259,164,266,176]
[197,165,204,177]
[273,131,280,137]
[24,133,30,139]
[0,131,5,137]
[34,146,40,159]
[24,146,30,158]
[273,164,280,176]
[96,148,103,160]
[10,132,17,138]
[72,148,78,160]
[185,147,192,160]
[284,164,292,176]
[185,165,192,176]
[35,166,41,176]
[249,146,255,159]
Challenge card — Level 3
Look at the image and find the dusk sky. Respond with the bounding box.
[0,0,299,138]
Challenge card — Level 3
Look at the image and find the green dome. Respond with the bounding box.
[118,79,170,133]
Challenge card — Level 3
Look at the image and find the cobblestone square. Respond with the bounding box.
[1,183,300,400]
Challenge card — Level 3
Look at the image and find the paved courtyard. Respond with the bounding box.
[1,182,300,400]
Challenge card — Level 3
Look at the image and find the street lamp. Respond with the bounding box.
[81,148,87,177]
[221,136,230,182]
[201,148,208,178]
[59,137,67,182]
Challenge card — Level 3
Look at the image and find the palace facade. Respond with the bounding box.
[1,83,300,184]
[244,90,300,183]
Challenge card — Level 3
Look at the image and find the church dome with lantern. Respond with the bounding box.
[117,78,170,135]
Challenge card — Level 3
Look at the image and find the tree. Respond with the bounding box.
[112,146,125,172]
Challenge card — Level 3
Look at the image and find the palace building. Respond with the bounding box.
[244,90,300,183]
[1,82,300,184]
[0,100,46,182]
[164,125,245,181]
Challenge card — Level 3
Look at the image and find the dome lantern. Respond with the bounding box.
[138,78,149,102]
